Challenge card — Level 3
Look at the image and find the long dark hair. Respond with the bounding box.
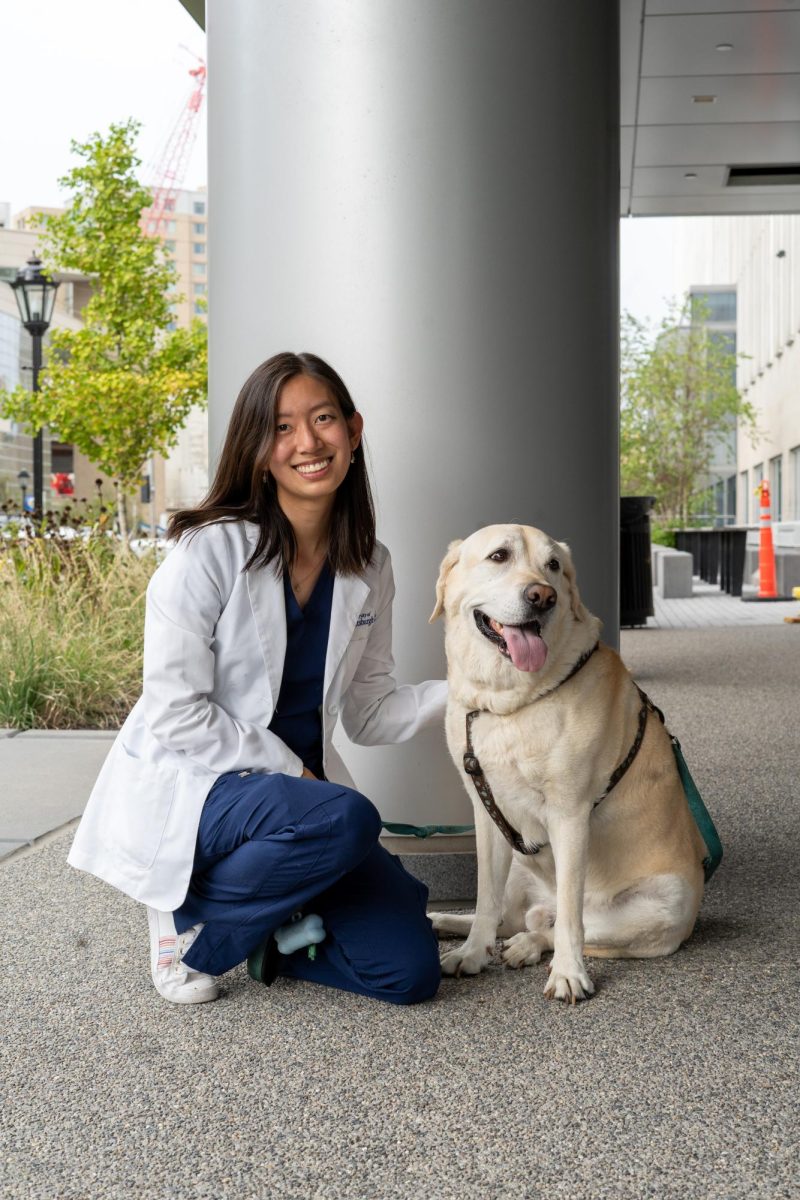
[168,352,376,575]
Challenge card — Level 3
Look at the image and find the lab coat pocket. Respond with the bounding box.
[116,745,179,870]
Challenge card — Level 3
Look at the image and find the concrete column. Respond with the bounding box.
[207,0,619,830]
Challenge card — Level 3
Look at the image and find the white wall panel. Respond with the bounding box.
[642,12,800,77]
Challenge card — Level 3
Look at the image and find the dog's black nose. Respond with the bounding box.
[525,583,556,611]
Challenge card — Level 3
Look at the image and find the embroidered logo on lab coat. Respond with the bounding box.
[356,612,376,628]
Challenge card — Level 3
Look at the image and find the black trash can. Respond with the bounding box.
[620,496,655,628]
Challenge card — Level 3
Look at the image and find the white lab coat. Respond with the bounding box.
[67,519,447,910]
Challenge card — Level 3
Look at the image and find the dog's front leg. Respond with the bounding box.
[440,804,512,977]
[544,808,595,1003]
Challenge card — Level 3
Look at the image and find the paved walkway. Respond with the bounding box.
[0,730,115,862]
[2,614,798,1197]
[648,580,800,629]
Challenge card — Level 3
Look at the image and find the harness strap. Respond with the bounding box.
[592,685,663,807]
[535,641,599,701]
[462,641,599,855]
[464,710,542,855]
[463,656,666,854]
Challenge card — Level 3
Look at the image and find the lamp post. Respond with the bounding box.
[17,468,30,514]
[7,255,60,517]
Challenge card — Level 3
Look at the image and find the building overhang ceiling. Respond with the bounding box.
[178,0,800,218]
[622,0,800,216]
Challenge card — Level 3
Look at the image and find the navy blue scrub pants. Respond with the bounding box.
[173,771,441,1006]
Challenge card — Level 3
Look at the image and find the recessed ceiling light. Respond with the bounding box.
[693,95,717,104]
[716,43,733,52]
[684,172,698,179]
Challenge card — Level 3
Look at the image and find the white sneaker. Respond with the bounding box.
[146,907,220,1005]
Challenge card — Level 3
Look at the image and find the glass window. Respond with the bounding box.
[739,470,749,524]
[714,479,724,517]
[791,446,800,520]
[166,220,177,234]
[194,301,205,315]
[193,283,206,295]
[192,262,205,276]
[193,201,206,215]
[769,455,783,521]
[164,240,176,253]
[193,242,205,255]
[691,290,736,323]
[726,475,736,525]
[193,222,205,235]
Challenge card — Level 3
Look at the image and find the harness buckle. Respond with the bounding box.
[463,753,481,776]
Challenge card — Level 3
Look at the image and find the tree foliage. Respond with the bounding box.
[620,296,756,526]
[0,120,207,536]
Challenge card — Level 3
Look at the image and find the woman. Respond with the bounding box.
[68,351,446,1006]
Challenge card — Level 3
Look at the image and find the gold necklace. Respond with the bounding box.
[290,550,327,591]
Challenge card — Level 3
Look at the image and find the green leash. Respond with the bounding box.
[670,737,723,881]
[381,823,475,838]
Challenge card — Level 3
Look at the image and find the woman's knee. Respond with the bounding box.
[326,787,382,867]
[384,941,441,1006]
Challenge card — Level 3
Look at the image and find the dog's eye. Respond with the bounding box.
[488,548,509,564]
[547,558,560,572]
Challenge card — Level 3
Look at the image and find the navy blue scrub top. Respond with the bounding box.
[268,561,334,780]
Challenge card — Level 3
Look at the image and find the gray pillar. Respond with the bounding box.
[207,0,619,834]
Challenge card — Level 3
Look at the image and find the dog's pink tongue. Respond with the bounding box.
[504,626,548,672]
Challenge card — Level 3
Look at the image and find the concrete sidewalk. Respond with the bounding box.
[0,729,115,861]
[2,625,798,1198]
[649,578,800,629]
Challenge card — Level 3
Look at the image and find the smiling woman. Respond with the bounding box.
[67,350,448,1009]
[168,352,374,579]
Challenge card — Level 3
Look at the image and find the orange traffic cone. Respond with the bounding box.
[758,477,777,595]
[756,479,778,598]
[742,478,790,602]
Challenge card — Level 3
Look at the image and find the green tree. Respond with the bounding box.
[620,296,756,527]
[0,120,207,540]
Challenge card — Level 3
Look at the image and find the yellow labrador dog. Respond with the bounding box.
[429,524,706,1003]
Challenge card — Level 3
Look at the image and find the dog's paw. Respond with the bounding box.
[439,942,492,977]
[428,911,462,935]
[501,931,547,969]
[543,959,595,1004]
[428,911,476,939]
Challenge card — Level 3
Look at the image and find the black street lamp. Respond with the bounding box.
[17,468,30,513]
[7,254,60,517]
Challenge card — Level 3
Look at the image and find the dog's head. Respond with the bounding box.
[430,525,596,689]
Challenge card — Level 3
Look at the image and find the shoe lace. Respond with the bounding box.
[172,925,202,973]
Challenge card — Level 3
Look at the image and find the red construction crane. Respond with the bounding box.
[142,51,206,237]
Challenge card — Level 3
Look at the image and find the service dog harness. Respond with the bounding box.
[463,640,722,879]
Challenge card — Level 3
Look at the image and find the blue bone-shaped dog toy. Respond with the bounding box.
[274,912,325,960]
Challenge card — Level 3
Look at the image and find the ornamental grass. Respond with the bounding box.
[0,526,158,730]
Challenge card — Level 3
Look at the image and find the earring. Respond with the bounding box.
[262,472,267,483]
[350,452,356,464]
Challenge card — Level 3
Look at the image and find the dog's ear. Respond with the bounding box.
[557,541,589,623]
[429,539,463,622]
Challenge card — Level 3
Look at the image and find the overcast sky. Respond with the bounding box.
[620,216,682,329]
[0,0,207,213]
[2,0,678,329]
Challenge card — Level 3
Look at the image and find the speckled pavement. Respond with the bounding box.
[1,625,798,1199]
